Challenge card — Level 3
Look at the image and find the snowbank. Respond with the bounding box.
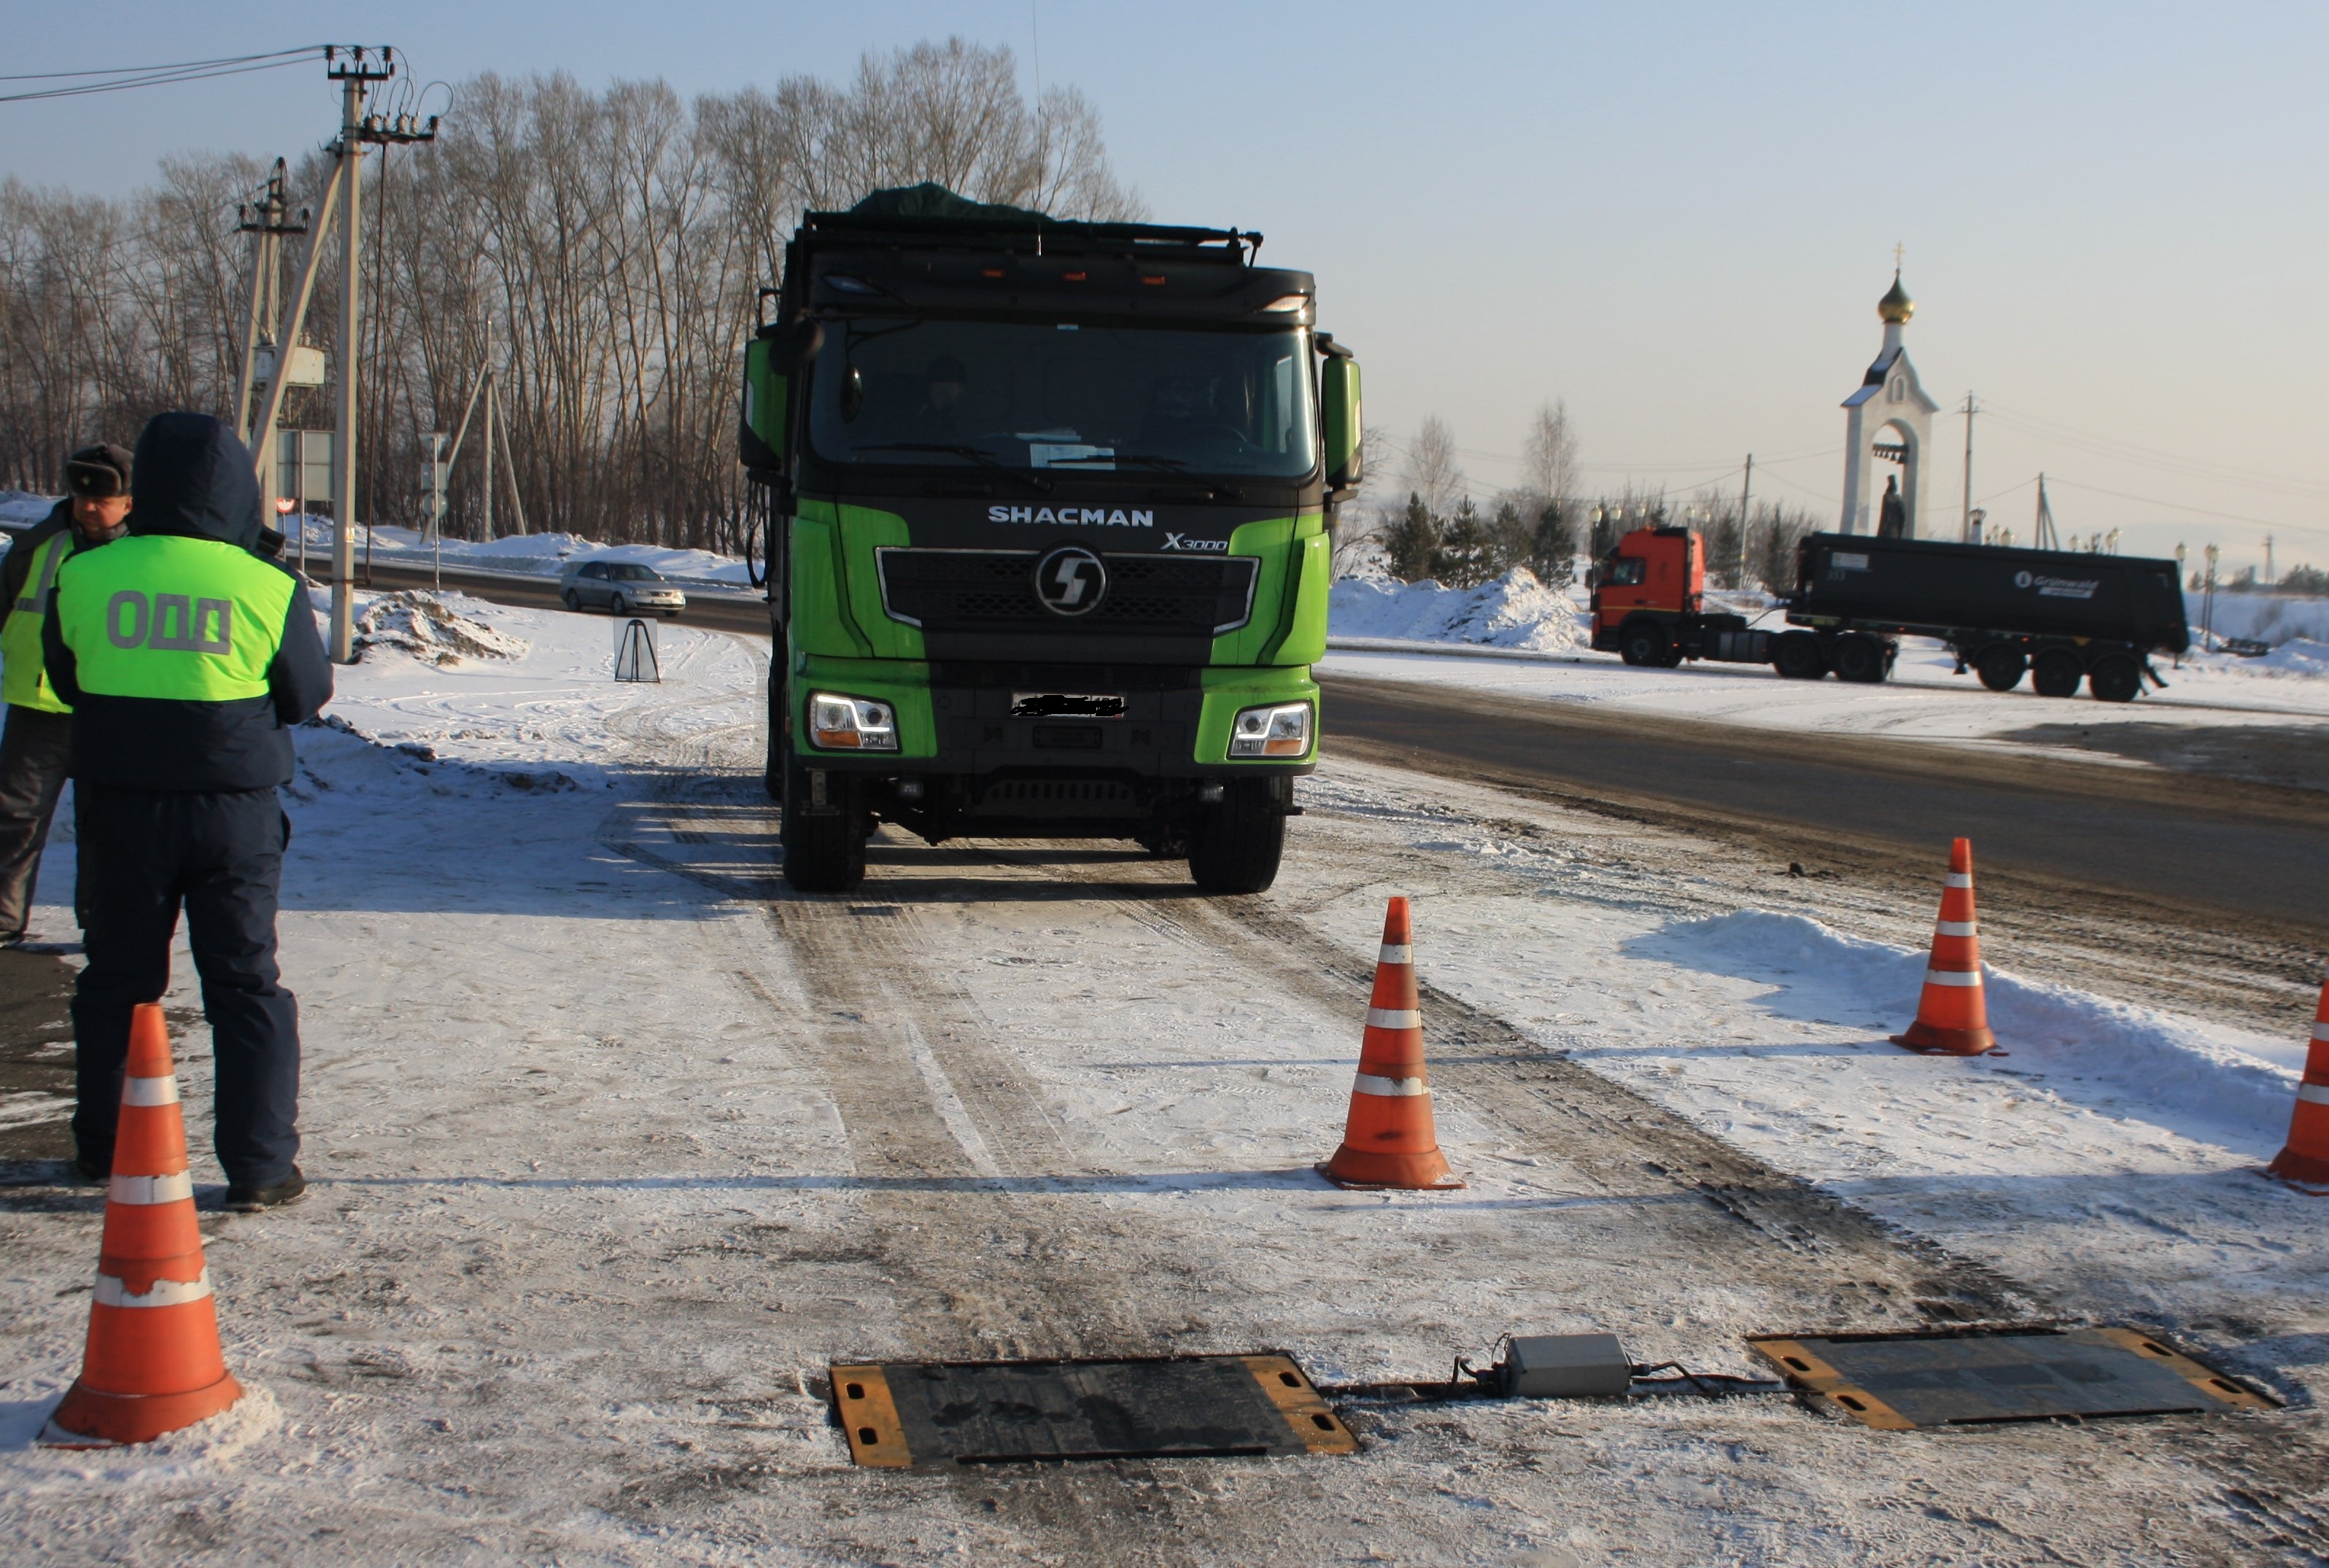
[2190,591,2329,648]
[276,516,756,589]
[1329,567,1586,651]
[1644,909,2302,1153]
[354,591,531,666]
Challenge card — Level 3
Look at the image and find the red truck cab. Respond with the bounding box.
[1591,527,1702,646]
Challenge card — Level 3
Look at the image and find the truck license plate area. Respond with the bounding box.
[1031,725,1104,750]
[1012,692,1126,718]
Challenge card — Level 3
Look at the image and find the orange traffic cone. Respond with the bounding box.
[2266,965,2329,1194]
[44,1004,243,1445]
[1320,896,1463,1189]
[1891,838,1997,1057]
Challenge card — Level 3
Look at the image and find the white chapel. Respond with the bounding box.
[1838,270,1939,536]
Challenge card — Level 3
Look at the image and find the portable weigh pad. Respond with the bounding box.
[831,1354,1358,1467]
[1748,1328,2274,1430]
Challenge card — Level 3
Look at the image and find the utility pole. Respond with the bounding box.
[233,161,308,445]
[323,44,436,663]
[483,322,496,543]
[1736,454,1752,589]
[2034,473,2058,551]
[2264,533,2274,587]
[1959,392,1976,543]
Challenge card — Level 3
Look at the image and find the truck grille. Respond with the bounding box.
[877,548,1257,637]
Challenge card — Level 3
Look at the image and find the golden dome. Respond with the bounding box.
[1878,270,1914,325]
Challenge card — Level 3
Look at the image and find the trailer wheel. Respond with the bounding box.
[1619,621,1670,668]
[2088,656,2142,704]
[1187,780,1284,895]
[1774,633,1826,680]
[1831,634,1888,684]
[1975,645,2027,692]
[2032,649,2085,698]
[781,753,867,893]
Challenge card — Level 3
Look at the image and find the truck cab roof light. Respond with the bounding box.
[981,266,1007,279]
[824,274,878,295]
[1140,275,1167,285]
[1257,294,1311,313]
[1062,270,1088,282]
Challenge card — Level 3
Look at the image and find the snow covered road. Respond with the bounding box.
[1,595,2323,1564]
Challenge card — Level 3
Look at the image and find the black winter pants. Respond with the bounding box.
[72,785,300,1187]
[0,704,74,936]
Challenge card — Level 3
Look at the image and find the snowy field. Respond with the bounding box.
[1,591,2322,1562]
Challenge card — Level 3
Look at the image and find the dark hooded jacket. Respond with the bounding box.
[43,413,331,791]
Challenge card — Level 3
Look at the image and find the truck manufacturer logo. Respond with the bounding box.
[989,505,1154,528]
[2015,570,2099,599]
[1034,546,1107,616]
[1160,532,1228,553]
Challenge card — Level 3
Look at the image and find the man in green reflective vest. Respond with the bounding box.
[0,443,133,944]
[45,412,332,1209]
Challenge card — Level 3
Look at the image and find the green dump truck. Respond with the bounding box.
[737,185,1360,893]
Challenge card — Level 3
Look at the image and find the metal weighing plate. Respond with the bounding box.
[1748,1327,2276,1430]
[831,1354,1359,1467]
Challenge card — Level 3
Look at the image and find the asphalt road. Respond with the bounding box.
[352,564,2322,937]
[360,559,772,634]
[1319,672,2329,939]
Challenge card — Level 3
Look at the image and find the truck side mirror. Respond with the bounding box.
[738,336,791,476]
[1321,350,1362,494]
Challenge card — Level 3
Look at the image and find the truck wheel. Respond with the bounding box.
[1773,633,1826,680]
[2031,650,2084,698]
[1619,622,1669,667]
[1975,646,2027,692]
[1831,634,1887,684]
[1187,781,1284,894]
[2088,656,2142,704]
[781,753,867,893]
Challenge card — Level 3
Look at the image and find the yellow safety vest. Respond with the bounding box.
[53,535,295,703]
[1,531,76,713]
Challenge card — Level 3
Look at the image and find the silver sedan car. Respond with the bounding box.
[559,559,686,618]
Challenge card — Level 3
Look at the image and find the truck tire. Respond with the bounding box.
[781,753,867,893]
[2031,649,2084,698]
[1619,621,1670,668]
[1831,634,1888,684]
[1773,632,1826,680]
[2088,655,2142,704]
[1975,645,2027,692]
[1187,781,1284,894]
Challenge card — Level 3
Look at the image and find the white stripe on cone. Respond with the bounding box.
[1945,873,1974,888]
[1366,1008,1421,1031]
[1352,1072,1430,1098]
[1935,920,1977,937]
[93,1269,213,1308]
[2298,1083,2329,1107]
[1925,969,1983,987]
[123,1076,180,1107]
[2313,1023,2329,1044]
[107,1171,193,1206]
[1377,944,1413,966]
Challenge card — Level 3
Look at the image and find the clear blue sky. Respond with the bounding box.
[9,2,2325,569]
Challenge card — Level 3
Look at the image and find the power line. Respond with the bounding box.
[0,48,322,104]
[1975,399,2329,502]
[2040,475,2329,541]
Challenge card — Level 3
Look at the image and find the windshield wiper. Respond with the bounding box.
[848,442,1053,492]
[1045,453,1190,470]
[850,441,1005,469]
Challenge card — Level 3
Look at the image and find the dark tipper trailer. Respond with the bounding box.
[1777,533,2190,702]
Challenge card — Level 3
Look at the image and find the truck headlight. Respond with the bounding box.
[807,693,897,751]
[1229,700,1311,758]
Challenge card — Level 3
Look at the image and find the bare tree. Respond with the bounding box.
[0,37,1140,556]
[1406,415,1464,518]
[1519,400,1578,513]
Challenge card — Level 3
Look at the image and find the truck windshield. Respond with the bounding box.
[806,319,1316,479]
